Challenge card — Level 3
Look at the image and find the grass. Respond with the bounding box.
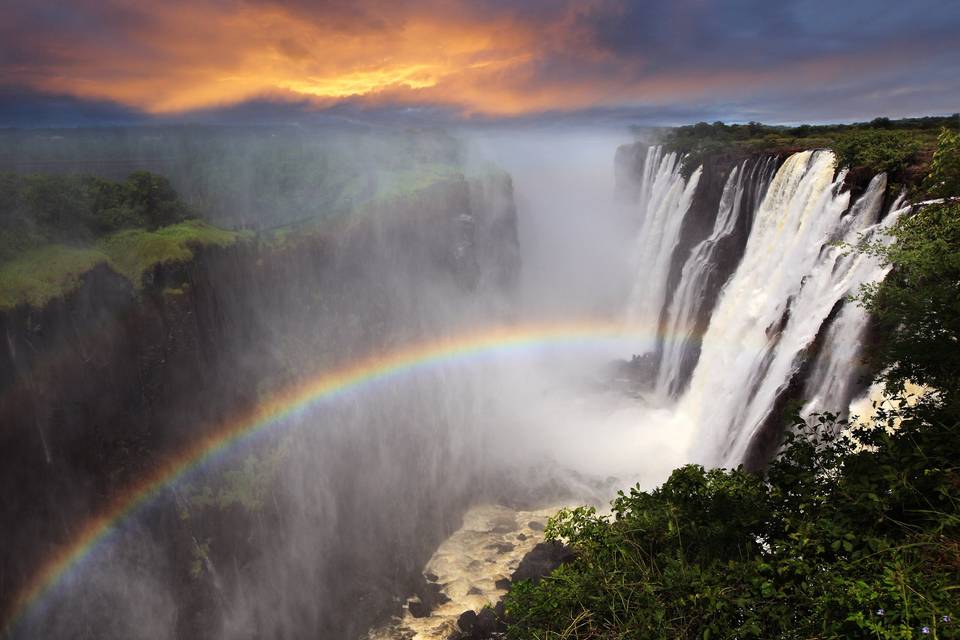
[0,244,107,311]
[0,220,250,310]
[98,220,248,285]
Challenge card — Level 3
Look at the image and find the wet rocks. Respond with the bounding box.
[409,576,452,618]
[452,603,506,640]
[511,541,576,585]
[448,541,575,640]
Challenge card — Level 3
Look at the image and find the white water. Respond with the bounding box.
[655,158,774,397]
[801,194,908,420]
[668,151,891,465]
[624,146,702,332]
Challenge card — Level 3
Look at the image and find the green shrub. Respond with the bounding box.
[832,130,921,174]
[98,219,244,285]
[856,202,960,407]
[506,409,960,640]
[922,128,960,199]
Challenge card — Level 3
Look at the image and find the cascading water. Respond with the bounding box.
[613,141,898,467]
[801,193,908,420]
[655,157,775,397]
[676,151,893,466]
[624,146,702,330]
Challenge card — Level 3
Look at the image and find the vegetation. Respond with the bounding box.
[0,170,252,308]
[0,126,465,229]
[98,219,246,285]
[659,115,958,181]
[832,130,922,176]
[922,128,960,199]
[0,152,465,309]
[0,245,106,310]
[182,443,289,516]
[856,202,960,411]
[507,400,960,639]
[506,129,960,638]
[0,170,190,260]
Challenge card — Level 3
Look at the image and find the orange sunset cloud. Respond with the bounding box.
[1,0,957,120]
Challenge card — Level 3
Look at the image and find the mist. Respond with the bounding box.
[2,125,688,639]
[1,121,896,639]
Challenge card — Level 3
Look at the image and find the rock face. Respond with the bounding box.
[0,172,520,638]
[509,541,576,585]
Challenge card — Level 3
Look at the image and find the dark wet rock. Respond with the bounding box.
[527,521,544,531]
[609,351,659,389]
[467,586,483,596]
[408,599,430,618]
[424,572,439,582]
[457,610,477,633]
[494,578,511,590]
[515,533,527,541]
[475,607,505,636]
[511,541,575,585]
[486,542,515,554]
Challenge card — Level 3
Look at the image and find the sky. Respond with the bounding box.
[1,0,958,127]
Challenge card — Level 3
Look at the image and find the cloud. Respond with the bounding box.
[1,0,958,125]
[0,86,145,128]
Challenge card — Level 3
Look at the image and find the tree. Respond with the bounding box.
[832,130,920,174]
[922,128,960,199]
[123,171,188,229]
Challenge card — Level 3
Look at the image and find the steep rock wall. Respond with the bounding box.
[0,172,520,638]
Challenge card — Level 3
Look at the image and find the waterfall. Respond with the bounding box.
[624,146,702,332]
[801,194,908,420]
[655,157,775,397]
[676,151,892,466]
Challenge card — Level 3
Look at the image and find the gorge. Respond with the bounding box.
[0,127,917,639]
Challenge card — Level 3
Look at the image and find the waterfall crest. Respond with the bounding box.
[624,146,702,331]
[655,157,776,397]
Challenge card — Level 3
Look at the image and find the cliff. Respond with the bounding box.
[0,169,520,637]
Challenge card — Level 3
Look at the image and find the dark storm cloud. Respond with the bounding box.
[0,86,145,128]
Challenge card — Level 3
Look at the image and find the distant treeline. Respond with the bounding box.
[0,126,463,230]
[656,114,959,181]
[0,171,190,260]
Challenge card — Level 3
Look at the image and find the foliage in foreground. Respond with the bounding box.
[506,406,959,639]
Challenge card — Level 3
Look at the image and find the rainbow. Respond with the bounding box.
[2,319,692,631]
